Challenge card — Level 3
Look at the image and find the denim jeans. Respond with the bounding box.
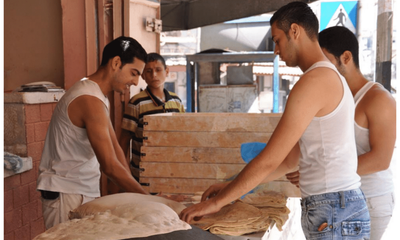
[301,188,370,240]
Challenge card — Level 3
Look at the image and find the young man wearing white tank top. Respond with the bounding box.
[37,37,152,229]
[180,2,370,239]
[318,26,396,240]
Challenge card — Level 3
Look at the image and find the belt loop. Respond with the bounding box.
[340,191,345,209]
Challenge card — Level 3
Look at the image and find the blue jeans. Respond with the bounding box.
[301,188,370,240]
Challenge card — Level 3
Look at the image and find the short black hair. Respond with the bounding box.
[100,36,147,67]
[319,26,360,69]
[147,53,167,69]
[270,1,319,41]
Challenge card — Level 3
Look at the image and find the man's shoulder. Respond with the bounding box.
[167,90,181,99]
[297,66,339,88]
[363,83,396,107]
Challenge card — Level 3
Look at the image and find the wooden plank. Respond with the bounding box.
[113,0,123,38]
[143,113,282,132]
[141,146,243,164]
[140,178,301,197]
[61,0,86,90]
[84,0,98,76]
[123,0,130,36]
[143,131,272,147]
[140,162,245,179]
[140,177,224,194]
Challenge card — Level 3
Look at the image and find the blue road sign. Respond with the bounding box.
[320,1,358,33]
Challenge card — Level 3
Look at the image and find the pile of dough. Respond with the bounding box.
[34,193,191,240]
[192,191,289,236]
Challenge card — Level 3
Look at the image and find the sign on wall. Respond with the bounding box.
[320,1,358,33]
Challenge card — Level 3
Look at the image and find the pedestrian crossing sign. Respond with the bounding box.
[320,1,358,33]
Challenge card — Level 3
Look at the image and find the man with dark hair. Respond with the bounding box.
[120,52,185,180]
[180,2,370,239]
[318,26,395,239]
[37,36,150,230]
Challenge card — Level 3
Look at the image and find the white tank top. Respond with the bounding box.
[37,79,109,197]
[354,81,394,198]
[298,61,361,197]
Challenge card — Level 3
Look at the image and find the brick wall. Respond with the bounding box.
[4,102,57,240]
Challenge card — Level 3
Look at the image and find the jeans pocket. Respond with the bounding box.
[342,221,370,236]
[302,203,333,236]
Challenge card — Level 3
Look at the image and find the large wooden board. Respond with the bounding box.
[139,113,301,197]
[143,113,282,132]
[140,177,301,196]
[143,132,272,147]
[140,177,224,194]
[140,162,245,179]
[141,146,243,164]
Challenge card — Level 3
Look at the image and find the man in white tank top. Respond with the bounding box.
[318,26,396,240]
[37,37,151,229]
[180,2,370,239]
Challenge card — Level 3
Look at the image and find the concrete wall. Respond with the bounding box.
[4,0,64,92]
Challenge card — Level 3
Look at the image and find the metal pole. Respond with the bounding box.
[375,0,393,92]
[272,55,280,113]
[186,60,193,112]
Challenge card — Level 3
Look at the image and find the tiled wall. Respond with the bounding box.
[4,102,57,240]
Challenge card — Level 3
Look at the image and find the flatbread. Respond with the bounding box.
[34,201,191,240]
[69,193,186,219]
[192,201,262,230]
[242,190,286,207]
[192,191,290,236]
[192,201,267,236]
[259,206,290,231]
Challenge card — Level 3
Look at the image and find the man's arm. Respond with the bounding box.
[357,88,396,175]
[119,129,132,166]
[112,127,131,172]
[260,142,300,183]
[72,95,149,194]
[180,68,338,223]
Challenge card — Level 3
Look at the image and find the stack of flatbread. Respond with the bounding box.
[191,190,290,236]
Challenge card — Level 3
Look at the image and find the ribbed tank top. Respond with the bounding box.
[298,61,361,198]
[37,79,109,197]
[354,81,394,198]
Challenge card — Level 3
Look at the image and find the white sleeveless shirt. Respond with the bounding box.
[37,79,109,197]
[354,81,394,198]
[298,61,361,197]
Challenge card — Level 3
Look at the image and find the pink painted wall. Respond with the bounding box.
[4,0,64,92]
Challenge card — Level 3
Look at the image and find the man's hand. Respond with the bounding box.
[286,170,300,188]
[201,182,229,202]
[179,198,221,224]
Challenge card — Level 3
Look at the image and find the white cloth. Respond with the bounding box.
[367,192,395,240]
[298,61,360,198]
[354,81,394,198]
[37,78,109,198]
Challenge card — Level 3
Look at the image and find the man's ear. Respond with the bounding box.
[290,23,301,39]
[111,56,122,70]
[341,51,353,65]
[165,66,169,77]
